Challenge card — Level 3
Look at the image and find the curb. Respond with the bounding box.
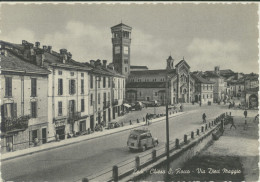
[2,112,186,161]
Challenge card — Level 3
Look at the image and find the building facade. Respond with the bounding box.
[192,74,214,104]
[1,42,50,152]
[126,56,195,105]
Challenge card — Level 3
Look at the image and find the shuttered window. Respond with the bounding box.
[81,79,84,94]
[5,77,12,97]
[58,79,63,95]
[69,80,76,95]
[2,103,17,118]
[81,99,85,112]
[31,78,37,97]
[103,77,106,88]
[58,101,62,116]
[31,102,37,118]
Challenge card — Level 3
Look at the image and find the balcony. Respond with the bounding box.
[112,99,118,106]
[68,112,81,124]
[103,101,110,109]
[1,115,30,133]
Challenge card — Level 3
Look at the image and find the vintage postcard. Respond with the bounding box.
[0,2,259,182]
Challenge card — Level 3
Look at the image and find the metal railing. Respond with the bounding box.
[77,112,228,182]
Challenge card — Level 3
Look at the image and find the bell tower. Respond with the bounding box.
[111,23,132,77]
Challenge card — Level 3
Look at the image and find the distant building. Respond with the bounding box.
[0,42,50,152]
[203,66,227,102]
[244,73,259,108]
[191,74,214,104]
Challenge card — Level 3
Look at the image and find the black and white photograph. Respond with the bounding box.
[0,2,259,182]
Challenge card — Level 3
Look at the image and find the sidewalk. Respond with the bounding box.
[1,111,185,161]
[200,112,259,181]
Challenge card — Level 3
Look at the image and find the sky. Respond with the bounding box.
[1,3,259,74]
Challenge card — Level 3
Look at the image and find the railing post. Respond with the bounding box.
[209,122,211,128]
[212,120,214,126]
[221,119,224,131]
[175,138,179,149]
[191,131,194,139]
[152,150,156,161]
[205,124,208,130]
[112,165,118,182]
[184,135,188,144]
[135,156,140,170]
[201,126,204,133]
[197,129,200,135]
[82,178,89,182]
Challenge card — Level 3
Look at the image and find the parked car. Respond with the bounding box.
[144,100,160,107]
[107,122,121,129]
[134,101,143,110]
[127,129,158,152]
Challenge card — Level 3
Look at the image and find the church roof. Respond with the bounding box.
[129,69,176,77]
[130,65,148,69]
[175,59,190,68]
[111,23,132,29]
[126,82,166,88]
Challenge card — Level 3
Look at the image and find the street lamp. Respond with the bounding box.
[165,74,170,162]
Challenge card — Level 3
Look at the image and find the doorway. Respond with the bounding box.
[42,128,47,144]
[90,115,94,131]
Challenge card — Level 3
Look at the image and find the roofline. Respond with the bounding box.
[1,68,50,75]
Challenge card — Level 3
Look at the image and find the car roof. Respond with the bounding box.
[131,129,150,135]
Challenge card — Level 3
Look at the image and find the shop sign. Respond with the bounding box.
[55,119,66,127]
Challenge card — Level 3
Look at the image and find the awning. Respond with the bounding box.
[123,103,131,108]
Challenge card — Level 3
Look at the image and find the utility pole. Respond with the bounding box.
[165,74,170,161]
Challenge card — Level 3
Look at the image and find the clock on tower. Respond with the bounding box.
[111,23,132,77]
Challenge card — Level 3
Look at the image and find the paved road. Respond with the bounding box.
[2,105,227,182]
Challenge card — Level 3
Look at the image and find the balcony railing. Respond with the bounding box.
[68,112,81,123]
[1,115,30,133]
[103,101,110,109]
[112,99,118,106]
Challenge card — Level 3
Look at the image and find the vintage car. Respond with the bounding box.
[127,129,158,152]
[107,121,121,129]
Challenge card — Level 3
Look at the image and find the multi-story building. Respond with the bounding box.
[126,56,195,105]
[85,59,125,128]
[191,74,214,104]
[203,66,227,102]
[244,73,258,108]
[0,42,50,152]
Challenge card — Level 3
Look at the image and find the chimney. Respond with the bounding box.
[108,63,114,70]
[47,46,52,53]
[35,42,40,48]
[60,49,67,63]
[22,40,27,45]
[96,59,101,67]
[36,53,45,67]
[90,60,95,66]
[43,45,47,51]
[214,66,220,75]
[102,60,107,68]
[67,52,72,60]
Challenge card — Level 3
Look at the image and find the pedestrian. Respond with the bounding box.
[202,113,206,123]
[230,117,236,129]
[146,113,148,125]
[129,120,132,125]
[244,109,247,118]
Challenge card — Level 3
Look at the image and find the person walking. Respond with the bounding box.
[230,117,236,129]
[202,113,206,123]
[146,113,149,125]
[244,109,248,118]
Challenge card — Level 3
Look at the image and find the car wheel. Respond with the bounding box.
[142,145,147,152]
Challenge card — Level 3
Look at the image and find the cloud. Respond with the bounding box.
[187,38,241,71]
[2,28,36,44]
[131,28,177,69]
[42,21,111,62]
